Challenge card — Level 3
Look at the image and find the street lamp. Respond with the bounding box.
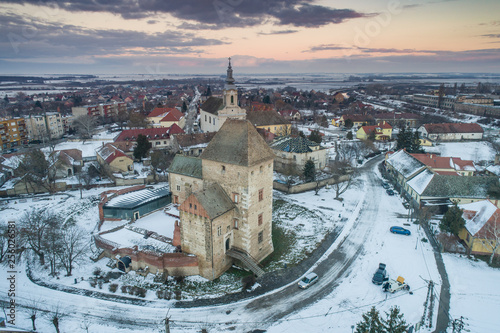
[351,325,355,333]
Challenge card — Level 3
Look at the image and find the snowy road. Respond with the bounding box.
[1,156,441,332]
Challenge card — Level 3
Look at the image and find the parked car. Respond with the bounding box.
[403,202,410,209]
[298,272,318,289]
[382,182,390,189]
[386,189,395,196]
[372,263,389,285]
[390,226,411,235]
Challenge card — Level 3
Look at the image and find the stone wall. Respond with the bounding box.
[273,175,350,194]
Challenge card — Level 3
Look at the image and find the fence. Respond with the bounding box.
[273,175,350,194]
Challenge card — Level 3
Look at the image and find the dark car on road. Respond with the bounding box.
[372,263,388,285]
[382,182,390,189]
[390,226,411,235]
[386,189,395,196]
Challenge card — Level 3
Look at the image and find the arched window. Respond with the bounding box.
[231,95,234,104]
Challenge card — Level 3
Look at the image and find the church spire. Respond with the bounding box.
[225,57,235,89]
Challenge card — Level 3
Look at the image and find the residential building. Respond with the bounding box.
[458,200,500,256]
[147,107,186,128]
[278,109,301,121]
[172,132,216,157]
[25,112,64,141]
[0,118,27,150]
[454,103,500,118]
[337,114,374,128]
[246,110,291,136]
[96,143,134,174]
[271,136,327,173]
[372,112,421,128]
[169,119,275,280]
[411,153,476,176]
[72,102,126,120]
[199,59,246,132]
[356,122,392,141]
[412,94,456,109]
[456,95,494,105]
[418,123,484,141]
[114,125,184,150]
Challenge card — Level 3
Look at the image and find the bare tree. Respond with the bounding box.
[57,225,88,276]
[128,111,149,128]
[480,213,500,265]
[0,225,9,263]
[47,305,64,333]
[43,217,62,276]
[26,298,42,331]
[328,160,356,200]
[73,115,97,143]
[18,208,58,265]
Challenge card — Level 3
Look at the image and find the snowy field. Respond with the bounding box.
[443,254,500,332]
[423,141,497,164]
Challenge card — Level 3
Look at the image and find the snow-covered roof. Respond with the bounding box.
[386,150,426,179]
[407,168,434,195]
[486,165,500,177]
[104,186,170,209]
[459,200,499,236]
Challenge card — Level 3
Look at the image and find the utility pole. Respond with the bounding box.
[164,310,171,333]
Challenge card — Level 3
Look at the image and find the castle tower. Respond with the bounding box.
[178,119,275,280]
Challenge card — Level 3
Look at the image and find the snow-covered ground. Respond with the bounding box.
[443,254,500,332]
[423,141,497,164]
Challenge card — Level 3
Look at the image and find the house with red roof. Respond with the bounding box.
[418,123,484,142]
[96,143,134,174]
[411,153,476,176]
[114,125,184,149]
[356,122,392,141]
[278,109,301,121]
[147,107,185,128]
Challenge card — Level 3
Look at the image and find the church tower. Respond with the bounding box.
[223,57,238,108]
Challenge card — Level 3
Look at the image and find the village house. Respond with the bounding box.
[372,112,421,128]
[246,109,291,136]
[356,122,392,141]
[169,118,275,280]
[337,114,374,128]
[458,200,500,257]
[49,149,83,178]
[71,102,126,120]
[271,136,327,173]
[278,109,301,121]
[199,59,246,133]
[96,143,134,174]
[114,125,184,150]
[418,123,484,142]
[171,132,216,157]
[146,107,185,129]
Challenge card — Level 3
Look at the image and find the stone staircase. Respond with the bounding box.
[226,247,265,277]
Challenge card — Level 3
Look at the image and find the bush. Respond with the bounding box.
[121,285,128,293]
[93,267,102,277]
[136,287,147,298]
[109,284,118,293]
[242,275,256,291]
[174,290,182,300]
[98,280,103,289]
[89,278,97,288]
[174,275,185,284]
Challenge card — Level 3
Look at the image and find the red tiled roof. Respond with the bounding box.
[114,126,184,142]
[423,123,483,134]
[160,108,184,122]
[97,144,132,164]
[147,107,178,118]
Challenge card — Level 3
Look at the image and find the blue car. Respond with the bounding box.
[390,226,411,235]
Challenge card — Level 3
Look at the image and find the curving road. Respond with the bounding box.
[1,156,412,333]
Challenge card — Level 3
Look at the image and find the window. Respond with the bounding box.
[155,141,160,145]
[259,189,263,202]
[222,165,226,174]
[205,115,207,121]
[226,225,230,232]
[233,219,238,229]
[258,231,263,243]
[260,166,263,173]
[189,203,192,208]
[231,95,234,104]
[258,213,263,226]
[176,185,181,191]
[232,193,239,203]
[194,205,197,210]
[217,226,222,236]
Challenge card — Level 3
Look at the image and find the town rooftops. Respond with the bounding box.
[411,153,476,172]
[271,136,320,154]
[160,108,184,122]
[201,119,275,167]
[168,155,202,179]
[174,132,216,149]
[104,186,170,209]
[97,144,131,164]
[422,123,483,134]
[201,96,223,115]
[114,125,184,142]
[373,112,421,120]
[246,109,290,127]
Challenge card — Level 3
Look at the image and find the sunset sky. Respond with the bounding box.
[1,0,499,74]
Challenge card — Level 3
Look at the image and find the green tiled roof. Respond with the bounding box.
[271,136,319,154]
[168,155,202,179]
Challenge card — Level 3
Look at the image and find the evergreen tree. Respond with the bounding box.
[344,119,354,129]
[3,95,9,104]
[346,131,353,140]
[206,85,212,96]
[303,159,316,182]
[409,131,423,153]
[356,307,383,333]
[263,95,271,104]
[182,101,187,113]
[133,134,152,161]
[308,129,322,144]
[381,307,408,333]
[368,129,376,142]
[440,202,465,235]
